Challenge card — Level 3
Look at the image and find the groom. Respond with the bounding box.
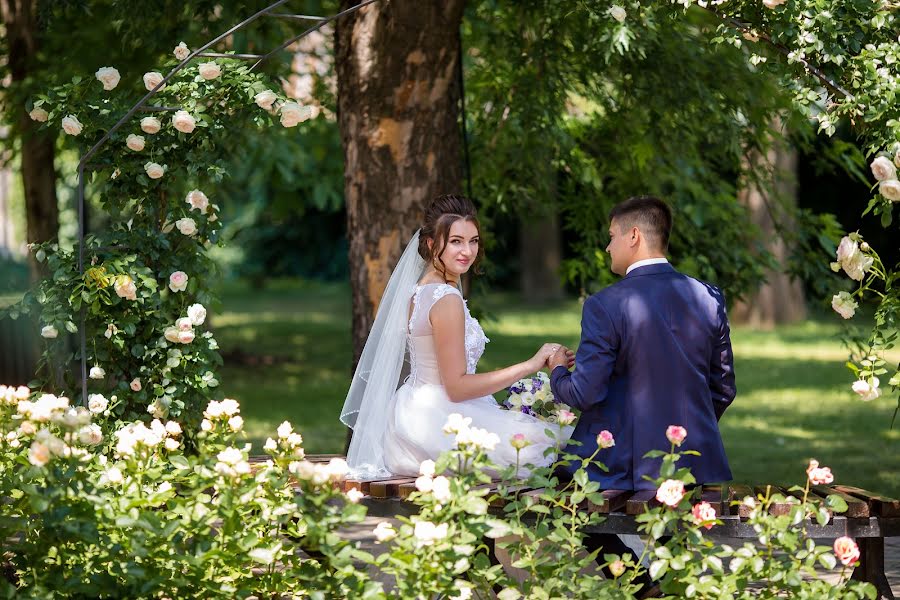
[548,195,735,488]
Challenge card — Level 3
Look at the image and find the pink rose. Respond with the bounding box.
[609,560,626,578]
[666,425,687,446]
[130,378,142,392]
[185,189,209,212]
[851,377,881,401]
[806,459,834,485]
[169,271,188,293]
[833,536,860,566]
[510,433,530,450]
[557,409,576,426]
[655,479,685,507]
[691,501,717,529]
[596,430,615,449]
[177,329,195,344]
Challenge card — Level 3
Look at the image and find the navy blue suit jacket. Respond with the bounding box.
[551,262,736,490]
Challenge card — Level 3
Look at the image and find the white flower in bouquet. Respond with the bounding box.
[144,162,166,179]
[187,303,207,325]
[175,217,197,236]
[29,106,49,122]
[168,271,189,292]
[185,189,209,212]
[880,179,900,202]
[871,156,897,181]
[173,41,190,60]
[95,66,121,91]
[143,71,165,91]
[255,89,277,110]
[172,110,196,133]
[140,116,161,134]
[126,134,145,151]
[198,61,221,80]
[62,115,83,136]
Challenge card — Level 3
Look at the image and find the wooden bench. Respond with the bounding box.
[256,456,897,599]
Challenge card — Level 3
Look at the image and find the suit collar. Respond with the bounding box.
[623,262,676,279]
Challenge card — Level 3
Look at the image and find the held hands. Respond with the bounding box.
[529,343,575,372]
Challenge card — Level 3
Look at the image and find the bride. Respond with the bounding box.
[341,194,575,479]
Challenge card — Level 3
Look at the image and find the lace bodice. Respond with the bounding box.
[407,283,489,384]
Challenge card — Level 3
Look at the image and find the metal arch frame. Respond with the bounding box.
[75,0,379,403]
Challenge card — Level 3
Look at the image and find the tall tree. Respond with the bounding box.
[1,0,58,282]
[336,0,466,363]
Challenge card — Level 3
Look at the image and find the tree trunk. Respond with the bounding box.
[732,124,806,328]
[336,0,466,365]
[520,212,563,302]
[1,0,60,283]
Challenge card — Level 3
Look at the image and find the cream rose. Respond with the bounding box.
[114,274,137,301]
[870,156,897,182]
[29,106,49,122]
[655,479,685,507]
[140,116,161,134]
[164,326,180,343]
[169,271,189,293]
[254,89,277,110]
[879,179,900,202]
[144,162,165,179]
[41,325,58,339]
[279,102,312,127]
[175,217,197,236]
[126,134,145,151]
[130,378,142,392]
[187,303,207,325]
[143,71,166,91]
[177,329,195,345]
[608,5,626,22]
[831,291,858,319]
[185,189,209,212]
[87,394,108,414]
[199,61,221,80]
[852,377,880,401]
[174,42,190,60]
[89,366,106,380]
[172,110,196,133]
[62,115,83,136]
[95,66,121,91]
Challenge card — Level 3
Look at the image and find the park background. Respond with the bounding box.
[1,0,898,495]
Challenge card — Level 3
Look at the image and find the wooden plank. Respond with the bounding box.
[754,485,796,516]
[812,485,869,518]
[343,479,374,494]
[369,478,416,499]
[398,482,417,499]
[626,490,659,515]
[699,485,724,516]
[588,490,632,514]
[727,484,754,517]
[833,485,900,518]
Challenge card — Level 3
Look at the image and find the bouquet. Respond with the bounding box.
[501,371,576,424]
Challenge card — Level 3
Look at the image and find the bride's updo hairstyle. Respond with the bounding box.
[418,194,484,282]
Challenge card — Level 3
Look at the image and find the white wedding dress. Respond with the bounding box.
[383,283,569,476]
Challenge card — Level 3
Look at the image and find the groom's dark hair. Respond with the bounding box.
[609,196,673,252]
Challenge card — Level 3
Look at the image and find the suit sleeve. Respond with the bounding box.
[710,292,736,420]
[550,295,618,412]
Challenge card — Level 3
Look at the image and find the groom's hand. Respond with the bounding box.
[548,347,574,371]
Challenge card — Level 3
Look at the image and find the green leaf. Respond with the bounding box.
[825,494,848,513]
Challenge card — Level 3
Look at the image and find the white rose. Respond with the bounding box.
[520,392,535,407]
[173,42,190,60]
[144,162,165,179]
[185,189,209,212]
[870,156,897,182]
[894,149,900,169]
[608,5,626,22]
[852,377,880,401]
[831,291,858,319]
[373,521,396,542]
[164,326,180,343]
[432,475,452,502]
[105,466,124,484]
[29,106,49,122]
[346,488,364,503]
[507,393,522,408]
[165,421,182,436]
[169,271,189,292]
[415,475,434,492]
[228,415,243,432]
[198,61,221,80]
[95,66,121,91]
[172,110,196,133]
[29,442,50,467]
[41,325,58,339]
[62,115,83,136]
[187,303,207,325]
[89,366,105,380]
[843,253,874,281]
[279,102,312,127]
[175,217,197,236]
[277,421,293,439]
[87,394,108,414]
[126,134,145,151]
[140,116,161,134]
[178,329,194,344]
[254,89,277,110]
[879,179,900,202]
[143,71,165,91]
[114,275,137,301]
[78,424,103,446]
[419,459,436,477]
[762,0,785,7]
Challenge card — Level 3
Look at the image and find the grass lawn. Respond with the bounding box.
[214,279,899,494]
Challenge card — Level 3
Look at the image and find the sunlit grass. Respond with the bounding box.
[214,279,899,494]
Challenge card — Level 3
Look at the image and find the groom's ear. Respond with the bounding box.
[629,226,640,247]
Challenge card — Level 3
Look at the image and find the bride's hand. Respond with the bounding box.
[528,343,564,371]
